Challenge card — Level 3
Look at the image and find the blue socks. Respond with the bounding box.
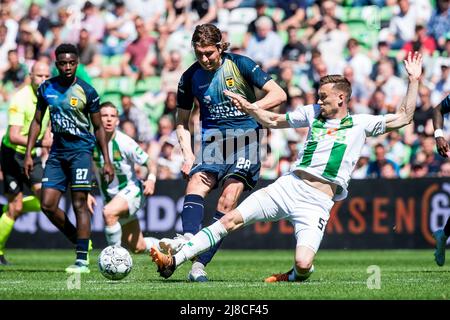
[181,194,205,235]
[76,239,89,262]
[196,211,225,267]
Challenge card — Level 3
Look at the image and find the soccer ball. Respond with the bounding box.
[98,245,133,280]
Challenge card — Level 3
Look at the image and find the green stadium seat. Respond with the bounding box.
[105,77,134,95]
[380,6,394,21]
[91,78,106,96]
[135,76,162,94]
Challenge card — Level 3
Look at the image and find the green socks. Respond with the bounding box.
[0,214,15,255]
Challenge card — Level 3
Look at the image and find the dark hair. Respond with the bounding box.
[191,24,230,53]
[55,43,78,58]
[319,75,352,102]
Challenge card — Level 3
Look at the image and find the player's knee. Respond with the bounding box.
[40,201,56,215]
[72,198,87,214]
[295,257,313,272]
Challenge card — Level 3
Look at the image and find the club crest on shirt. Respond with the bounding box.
[70,97,78,107]
[225,77,235,88]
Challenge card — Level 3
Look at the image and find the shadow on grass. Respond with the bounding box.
[0,269,66,273]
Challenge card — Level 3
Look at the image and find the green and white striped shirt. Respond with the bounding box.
[287,104,386,201]
[93,130,149,202]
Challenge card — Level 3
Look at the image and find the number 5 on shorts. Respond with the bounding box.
[318,217,326,231]
[76,168,88,180]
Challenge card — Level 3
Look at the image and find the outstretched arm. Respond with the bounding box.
[432,96,450,158]
[384,51,422,132]
[224,90,290,129]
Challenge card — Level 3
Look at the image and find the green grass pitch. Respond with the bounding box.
[0,249,448,300]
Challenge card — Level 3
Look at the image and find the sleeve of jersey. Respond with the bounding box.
[127,138,149,166]
[441,94,450,113]
[363,115,386,137]
[86,86,100,113]
[233,54,271,89]
[286,105,311,128]
[8,95,25,126]
[176,70,195,110]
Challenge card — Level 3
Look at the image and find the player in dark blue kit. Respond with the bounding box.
[24,44,114,273]
[156,24,286,281]
[432,94,450,266]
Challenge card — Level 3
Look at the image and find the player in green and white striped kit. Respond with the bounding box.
[149,52,422,282]
[88,102,159,253]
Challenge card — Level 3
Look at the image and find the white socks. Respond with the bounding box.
[174,221,228,267]
[144,237,161,251]
[104,222,122,246]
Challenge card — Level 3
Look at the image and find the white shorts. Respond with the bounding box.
[115,184,144,225]
[237,173,334,253]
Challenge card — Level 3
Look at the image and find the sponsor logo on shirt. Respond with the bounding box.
[225,77,235,88]
[70,97,78,107]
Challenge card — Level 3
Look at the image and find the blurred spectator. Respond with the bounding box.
[119,94,154,144]
[387,0,418,49]
[411,135,444,175]
[343,65,372,114]
[410,160,429,178]
[163,91,178,120]
[191,0,219,27]
[124,0,167,30]
[21,2,51,38]
[0,23,16,76]
[380,162,399,179]
[102,0,136,56]
[120,119,138,140]
[310,15,348,74]
[385,130,412,174]
[374,58,406,109]
[368,89,394,115]
[243,0,277,49]
[2,49,29,87]
[281,26,307,64]
[431,62,450,106]
[438,159,450,177]
[427,0,450,51]
[245,16,283,72]
[55,6,81,44]
[370,41,401,80]
[157,134,183,179]
[0,5,18,47]
[77,28,102,78]
[161,50,184,93]
[16,19,43,66]
[277,137,299,176]
[400,24,436,61]
[346,38,373,84]
[121,16,157,80]
[367,143,400,178]
[81,1,105,43]
[41,22,63,56]
[412,85,434,136]
[273,0,306,31]
[351,145,371,179]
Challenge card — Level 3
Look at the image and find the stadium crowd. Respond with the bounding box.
[0,0,449,181]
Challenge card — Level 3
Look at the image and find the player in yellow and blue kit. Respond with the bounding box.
[158,24,286,281]
[24,44,114,273]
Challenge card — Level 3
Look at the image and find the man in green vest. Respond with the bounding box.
[0,61,51,265]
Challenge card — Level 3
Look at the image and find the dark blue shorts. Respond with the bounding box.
[42,151,93,193]
[190,136,261,191]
